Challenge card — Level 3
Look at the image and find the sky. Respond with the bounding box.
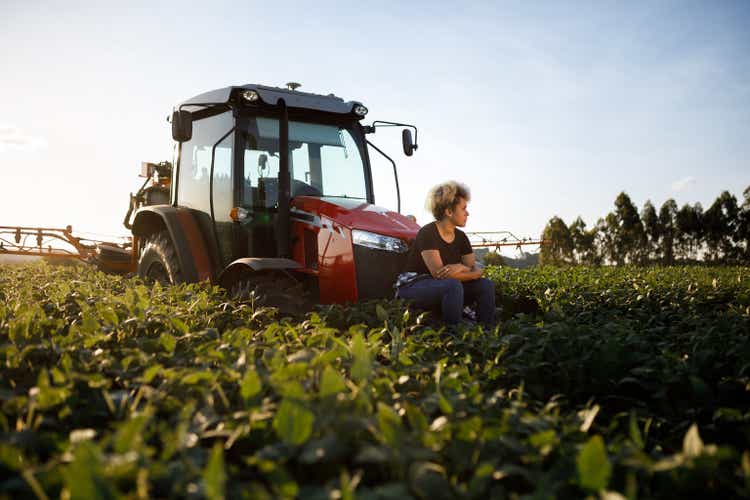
[1,0,748,256]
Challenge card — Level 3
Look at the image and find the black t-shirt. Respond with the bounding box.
[404,222,473,275]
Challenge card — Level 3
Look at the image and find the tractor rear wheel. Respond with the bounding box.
[138,230,183,285]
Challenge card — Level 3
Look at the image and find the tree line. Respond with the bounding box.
[540,187,750,266]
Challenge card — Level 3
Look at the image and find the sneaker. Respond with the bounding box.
[462,306,477,321]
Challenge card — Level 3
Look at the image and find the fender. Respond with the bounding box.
[218,257,302,289]
[131,205,217,283]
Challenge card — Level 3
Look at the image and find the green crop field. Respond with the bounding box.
[1,263,749,499]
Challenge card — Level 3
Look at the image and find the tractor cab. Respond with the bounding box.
[130,83,420,303]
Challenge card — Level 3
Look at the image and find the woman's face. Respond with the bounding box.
[446,197,469,227]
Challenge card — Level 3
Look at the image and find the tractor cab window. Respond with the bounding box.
[177,111,234,221]
[242,118,367,209]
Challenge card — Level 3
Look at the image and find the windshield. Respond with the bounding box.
[242,117,367,208]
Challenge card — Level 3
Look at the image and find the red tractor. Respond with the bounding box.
[125,83,421,303]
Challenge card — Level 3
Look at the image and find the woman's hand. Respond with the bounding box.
[436,263,470,279]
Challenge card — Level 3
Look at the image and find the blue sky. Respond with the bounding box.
[1,1,748,253]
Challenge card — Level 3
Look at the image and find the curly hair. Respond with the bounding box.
[425,181,471,220]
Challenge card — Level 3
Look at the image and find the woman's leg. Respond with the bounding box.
[462,278,496,328]
[396,278,464,324]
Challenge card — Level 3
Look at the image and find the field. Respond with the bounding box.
[1,263,749,499]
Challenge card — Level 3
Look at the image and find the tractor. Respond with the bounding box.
[125,82,421,303]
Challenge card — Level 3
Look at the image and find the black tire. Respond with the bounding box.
[137,230,183,285]
[230,270,314,316]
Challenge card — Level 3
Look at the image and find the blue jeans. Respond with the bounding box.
[396,277,496,328]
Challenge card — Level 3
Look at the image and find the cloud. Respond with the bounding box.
[0,124,47,152]
[671,176,696,192]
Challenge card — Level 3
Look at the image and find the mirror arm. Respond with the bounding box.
[370,121,418,150]
[367,140,401,214]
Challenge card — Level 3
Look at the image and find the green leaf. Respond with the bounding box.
[273,399,314,446]
[375,304,389,322]
[350,332,371,382]
[277,380,305,399]
[377,402,402,447]
[577,435,611,492]
[354,445,390,464]
[299,435,346,464]
[0,443,23,470]
[409,462,454,500]
[80,311,99,335]
[170,317,189,334]
[9,311,32,343]
[683,424,703,458]
[159,332,176,353]
[629,412,644,449]
[182,371,215,385]
[368,483,411,499]
[204,442,226,500]
[97,305,119,326]
[114,414,149,453]
[405,403,428,434]
[529,429,557,450]
[141,364,162,383]
[63,441,117,500]
[319,366,346,397]
[438,395,453,415]
[34,369,69,410]
[240,370,262,400]
[398,351,413,366]
[51,367,66,385]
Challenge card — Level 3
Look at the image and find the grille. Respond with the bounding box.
[353,245,408,301]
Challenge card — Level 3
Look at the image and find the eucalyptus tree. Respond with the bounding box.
[704,191,739,262]
[595,213,621,265]
[613,192,646,264]
[690,202,705,260]
[569,216,598,265]
[740,186,750,262]
[641,200,660,263]
[540,216,575,266]
[676,204,697,261]
[658,199,678,265]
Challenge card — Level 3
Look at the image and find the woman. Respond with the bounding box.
[396,181,496,329]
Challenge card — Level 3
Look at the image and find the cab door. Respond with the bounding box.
[176,110,236,268]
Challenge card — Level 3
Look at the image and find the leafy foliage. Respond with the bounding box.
[0,262,749,498]
[543,186,750,266]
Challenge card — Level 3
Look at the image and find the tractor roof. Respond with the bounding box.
[179,84,363,115]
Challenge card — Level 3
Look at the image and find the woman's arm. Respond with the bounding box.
[451,267,483,281]
[449,253,483,281]
[421,250,480,281]
[461,253,482,272]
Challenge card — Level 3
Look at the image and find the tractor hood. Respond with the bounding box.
[291,196,420,241]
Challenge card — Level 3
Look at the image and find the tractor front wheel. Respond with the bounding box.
[230,270,313,316]
[138,230,182,285]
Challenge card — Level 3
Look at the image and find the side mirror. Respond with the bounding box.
[171,110,193,142]
[402,129,415,156]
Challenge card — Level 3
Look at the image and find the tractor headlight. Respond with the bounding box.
[241,90,260,103]
[352,230,408,253]
[353,104,368,117]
